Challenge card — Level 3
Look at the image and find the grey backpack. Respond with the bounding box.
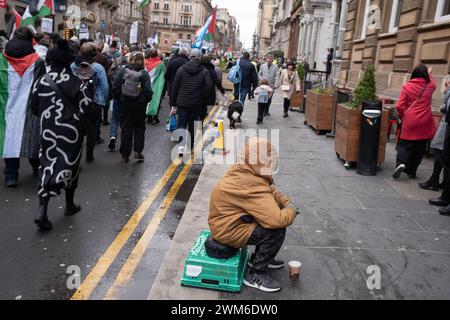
[121,68,142,99]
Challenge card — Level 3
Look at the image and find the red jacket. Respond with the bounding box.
[397,75,437,140]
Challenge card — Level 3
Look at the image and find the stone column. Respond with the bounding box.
[336,0,349,59]
[304,18,313,64]
[309,17,319,67]
[297,21,305,58]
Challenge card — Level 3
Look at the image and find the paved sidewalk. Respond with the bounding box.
[149,94,450,300]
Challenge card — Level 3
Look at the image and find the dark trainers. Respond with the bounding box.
[5,179,18,188]
[134,153,145,162]
[419,180,440,191]
[248,256,285,269]
[108,137,116,151]
[392,164,406,179]
[243,270,281,293]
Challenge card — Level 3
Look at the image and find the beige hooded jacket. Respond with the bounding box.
[208,138,297,248]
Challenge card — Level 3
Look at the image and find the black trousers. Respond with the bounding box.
[257,103,267,121]
[264,97,272,115]
[85,106,102,159]
[427,149,448,185]
[119,101,146,158]
[247,225,286,274]
[103,104,109,122]
[178,106,203,149]
[283,98,291,114]
[440,126,450,201]
[3,158,39,181]
[396,139,428,177]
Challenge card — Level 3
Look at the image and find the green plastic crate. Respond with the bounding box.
[181,230,248,292]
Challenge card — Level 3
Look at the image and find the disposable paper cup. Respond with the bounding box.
[288,261,302,280]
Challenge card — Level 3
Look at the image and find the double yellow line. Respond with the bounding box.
[71,105,221,300]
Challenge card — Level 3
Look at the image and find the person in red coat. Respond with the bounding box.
[393,65,437,179]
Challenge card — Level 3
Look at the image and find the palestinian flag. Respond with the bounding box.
[204,6,217,43]
[137,0,149,8]
[10,9,22,39]
[21,0,54,27]
[0,51,41,158]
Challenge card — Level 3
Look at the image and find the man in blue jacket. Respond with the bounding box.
[234,52,258,106]
[71,41,109,163]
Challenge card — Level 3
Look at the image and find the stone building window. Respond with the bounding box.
[435,0,450,21]
[163,15,169,25]
[360,0,371,39]
[388,0,403,33]
[154,1,160,9]
[163,1,170,11]
[181,15,191,26]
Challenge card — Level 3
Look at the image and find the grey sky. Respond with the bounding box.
[211,0,260,49]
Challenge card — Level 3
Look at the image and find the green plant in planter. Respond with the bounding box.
[297,63,305,82]
[312,87,335,95]
[348,65,377,109]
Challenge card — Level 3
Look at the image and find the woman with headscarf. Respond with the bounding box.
[393,65,437,180]
[208,138,299,293]
[31,39,91,231]
[144,48,166,124]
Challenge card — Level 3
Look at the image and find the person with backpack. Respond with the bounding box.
[230,52,258,106]
[106,42,128,151]
[94,39,112,126]
[112,52,152,164]
[201,54,225,119]
[71,42,109,163]
[258,54,279,117]
[254,79,274,125]
[30,39,90,231]
[170,48,214,152]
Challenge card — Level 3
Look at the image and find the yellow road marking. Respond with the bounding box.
[103,106,223,300]
[103,163,193,300]
[71,106,219,300]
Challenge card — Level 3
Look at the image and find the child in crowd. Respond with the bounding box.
[254,79,274,125]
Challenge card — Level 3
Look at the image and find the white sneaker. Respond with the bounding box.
[393,164,406,179]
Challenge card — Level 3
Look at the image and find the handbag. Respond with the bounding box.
[166,114,177,133]
[281,71,295,91]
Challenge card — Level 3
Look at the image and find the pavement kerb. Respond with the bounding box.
[148,162,230,300]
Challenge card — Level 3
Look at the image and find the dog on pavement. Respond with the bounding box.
[227,100,244,129]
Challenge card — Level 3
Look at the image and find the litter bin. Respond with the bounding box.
[357,101,383,176]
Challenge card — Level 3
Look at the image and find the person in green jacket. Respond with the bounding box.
[145,48,166,124]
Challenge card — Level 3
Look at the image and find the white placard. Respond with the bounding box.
[41,18,53,34]
[130,21,138,44]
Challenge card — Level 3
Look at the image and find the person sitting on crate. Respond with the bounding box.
[208,137,299,293]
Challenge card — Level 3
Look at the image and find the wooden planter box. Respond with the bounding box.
[290,83,304,110]
[335,104,389,164]
[304,90,334,133]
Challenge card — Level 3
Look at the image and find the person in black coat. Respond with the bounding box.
[326,48,334,81]
[170,49,214,151]
[165,47,189,98]
[113,52,152,164]
[233,52,258,106]
[201,54,225,119]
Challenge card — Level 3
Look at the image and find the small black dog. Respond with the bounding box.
[227,100,244,129]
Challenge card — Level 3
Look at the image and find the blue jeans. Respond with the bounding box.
[3,158,39,181]
[234,86,250,105]
[109,99,120,138]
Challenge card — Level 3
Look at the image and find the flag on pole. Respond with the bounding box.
[10,9,22,39]
[21,0,54,26]
[193,15,214,49]
[136,0,149,8]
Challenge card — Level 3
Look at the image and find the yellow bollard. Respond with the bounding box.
[213,120,226,155]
